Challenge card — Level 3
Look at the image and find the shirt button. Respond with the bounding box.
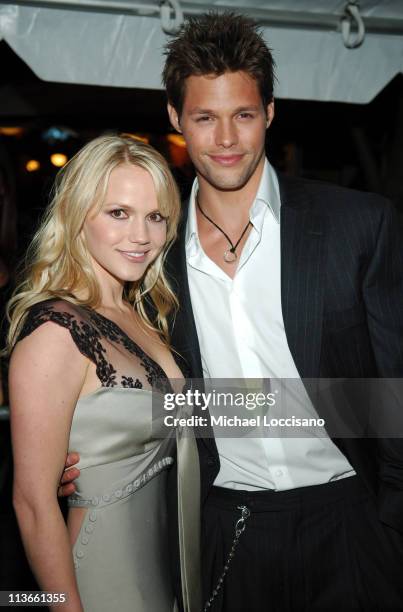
[275,469,283,477]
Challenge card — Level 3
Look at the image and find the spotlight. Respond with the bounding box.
[0,127,24,137]
[121,132,149,144]
[42,126,77,143]
[167,134,186,148]
[26,160,41,172]
[50,153,68,167]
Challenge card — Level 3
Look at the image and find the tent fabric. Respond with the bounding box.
[1,1,403,103]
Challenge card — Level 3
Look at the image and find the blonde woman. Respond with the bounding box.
[7,135,185,611]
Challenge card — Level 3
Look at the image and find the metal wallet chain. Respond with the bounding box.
[203,505,251,611]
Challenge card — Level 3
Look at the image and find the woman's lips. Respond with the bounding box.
[118,250,150,263]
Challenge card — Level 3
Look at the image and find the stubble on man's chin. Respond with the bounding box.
[196,153,265,193]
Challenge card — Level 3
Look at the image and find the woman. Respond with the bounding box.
[7,134,187,611]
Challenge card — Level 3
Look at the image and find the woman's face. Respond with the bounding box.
[83,163,167,287]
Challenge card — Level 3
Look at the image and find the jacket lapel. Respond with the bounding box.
[167,200,218,459]
[279,175,326,379]
[167,201,204,379]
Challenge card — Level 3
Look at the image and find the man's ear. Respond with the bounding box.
[167,103,182,133]
[266,100,275,129]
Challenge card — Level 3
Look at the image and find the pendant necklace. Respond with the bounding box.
[196,196,251,263]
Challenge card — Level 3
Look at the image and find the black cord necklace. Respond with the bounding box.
[196,196,251,263]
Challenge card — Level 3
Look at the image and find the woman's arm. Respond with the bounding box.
[9,321,89,612]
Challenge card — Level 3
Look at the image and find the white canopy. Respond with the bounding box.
[1,0,403,103]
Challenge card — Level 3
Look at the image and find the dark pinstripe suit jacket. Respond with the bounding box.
[166,173,403,541]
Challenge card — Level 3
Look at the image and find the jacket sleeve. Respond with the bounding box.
[363,199,403,375]
[363,200,403,532]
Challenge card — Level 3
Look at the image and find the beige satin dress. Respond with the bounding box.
[20,299,201,612]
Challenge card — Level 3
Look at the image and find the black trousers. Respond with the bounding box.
[202,477,403,612]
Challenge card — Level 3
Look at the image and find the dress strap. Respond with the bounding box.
[19,299,119,387]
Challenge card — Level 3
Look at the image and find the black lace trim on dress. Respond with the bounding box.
[88,310,168,389]
[19,301,179,392]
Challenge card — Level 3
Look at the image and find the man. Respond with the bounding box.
[62,12,403,611]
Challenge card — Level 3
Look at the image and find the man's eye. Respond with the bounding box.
[238,113,254,119]
[109,209,127,219]
[196,116,212,123]
[148,212,166,223]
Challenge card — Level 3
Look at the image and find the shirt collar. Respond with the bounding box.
[186,180,199,248]
[253,158,281,223]
[185,158,281,248]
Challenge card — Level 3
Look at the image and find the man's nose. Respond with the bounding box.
[215,119,238,148]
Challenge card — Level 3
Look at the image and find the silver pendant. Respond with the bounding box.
[224,249,237,263]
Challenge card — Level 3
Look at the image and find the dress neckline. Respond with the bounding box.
[85,306,186,382]
[87,307,169,380]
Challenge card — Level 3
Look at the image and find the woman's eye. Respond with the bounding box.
[148,212,165,223]
[109,209,127,219]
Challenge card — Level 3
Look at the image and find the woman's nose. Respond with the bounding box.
[128,219,149,244]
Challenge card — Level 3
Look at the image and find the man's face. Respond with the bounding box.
[168,71,274,192]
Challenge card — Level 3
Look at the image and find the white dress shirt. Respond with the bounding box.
[185,159,355,491]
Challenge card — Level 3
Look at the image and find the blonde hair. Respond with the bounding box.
[6,134,181,351]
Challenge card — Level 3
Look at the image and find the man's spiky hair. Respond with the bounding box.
[162,11,276,115]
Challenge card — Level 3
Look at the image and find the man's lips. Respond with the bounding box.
[208,154,244,166]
